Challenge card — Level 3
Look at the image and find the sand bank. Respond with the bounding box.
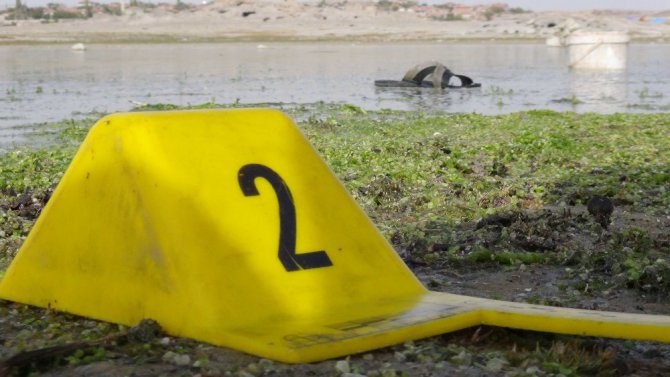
[1,2,669,43]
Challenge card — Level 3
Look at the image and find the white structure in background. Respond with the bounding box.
[71,43,86,51]
[567,31,630,69]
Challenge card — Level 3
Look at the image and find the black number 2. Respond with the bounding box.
[238,164,333,272]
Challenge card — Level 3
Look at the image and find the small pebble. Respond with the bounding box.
[160,337,171,346]
[526,366,541,374]
[173,354,191,366]
[450,350,471,366]
[246,362,263,376]
[335,359,351,373]
[161,351,176,362]
[193,359,206,368]
[380,369,397,377]
[484,357,508,372]
[258,358,274,368]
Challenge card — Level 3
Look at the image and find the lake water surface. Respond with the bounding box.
[1,42,670,143]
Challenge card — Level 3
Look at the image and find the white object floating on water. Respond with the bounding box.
[567,31,630,69]
[71,43,86,51]
[256,44,268,49]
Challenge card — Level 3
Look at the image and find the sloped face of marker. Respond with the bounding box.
[1,109,670,363]
[0,109,430,361]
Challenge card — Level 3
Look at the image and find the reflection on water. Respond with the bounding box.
[569,70,628,107]
[1,43,669,132]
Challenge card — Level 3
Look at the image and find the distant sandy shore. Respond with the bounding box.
[1,4,669,44]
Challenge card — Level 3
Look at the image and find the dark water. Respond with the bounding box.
[1,42,669,145]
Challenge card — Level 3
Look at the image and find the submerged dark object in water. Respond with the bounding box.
[375,61,481,89]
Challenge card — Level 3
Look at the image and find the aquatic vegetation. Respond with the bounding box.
[490,85,514,96]
[5,87,19,102]
[553,95,582,105]
[637,87,664,99]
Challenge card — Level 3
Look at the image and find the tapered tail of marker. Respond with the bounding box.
[479,299,670,342]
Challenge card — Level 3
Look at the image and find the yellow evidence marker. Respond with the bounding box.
[1,109,669,363]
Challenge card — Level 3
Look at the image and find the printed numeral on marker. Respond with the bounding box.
[239,164,333,271]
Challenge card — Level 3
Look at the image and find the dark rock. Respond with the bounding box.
[126,319,163,343]
[587,195,614,229]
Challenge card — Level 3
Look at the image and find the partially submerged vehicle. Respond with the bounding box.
[375,61,481,89]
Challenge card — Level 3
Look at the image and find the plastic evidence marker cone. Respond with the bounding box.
[1,109,670,363]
